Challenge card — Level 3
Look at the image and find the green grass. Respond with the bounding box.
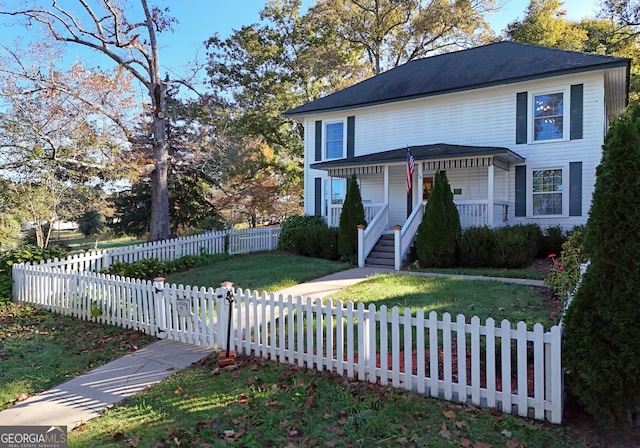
[68,354,584,448]
[0,303,155,411]
[48,230,144,251]
[165,252,351,293]
[409,266,547,281]
[330,273,558,328]
[4,253,638,447]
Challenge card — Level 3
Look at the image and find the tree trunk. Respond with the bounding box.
[147,82,173,242]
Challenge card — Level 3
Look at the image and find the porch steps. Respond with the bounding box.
[365,234,395,267]
[365,233,418,268]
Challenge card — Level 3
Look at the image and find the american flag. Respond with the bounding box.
[406,147,415,193]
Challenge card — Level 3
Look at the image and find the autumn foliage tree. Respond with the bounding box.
[311,0,498,74]
[0,43,138,247]
[1,0,179,241]
[505,0,587,50]
[205,0,369,195]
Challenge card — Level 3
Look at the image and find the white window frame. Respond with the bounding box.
[529,87,570,143]
[324,119,346,160]
[325,178,347,208]
[527,164,569,218]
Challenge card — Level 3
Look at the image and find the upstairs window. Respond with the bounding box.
[532,169,563,215]
[533,92,564,141]
[325,122,344,159]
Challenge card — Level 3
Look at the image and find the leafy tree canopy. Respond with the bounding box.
[506,0,640,99]
[504,0,587,50]
[311,0,499,74]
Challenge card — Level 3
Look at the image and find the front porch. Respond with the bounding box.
[328,200,509,230]
[311,144,525,270]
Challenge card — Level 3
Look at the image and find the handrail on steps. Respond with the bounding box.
[357,204,389,268]
[394,202,424,270]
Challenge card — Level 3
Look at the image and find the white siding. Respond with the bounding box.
[301,70,610,229]
[506,73,605,230]
[388,165,407,227]
[359,175,385,204]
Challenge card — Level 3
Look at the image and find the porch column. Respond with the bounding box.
[418,163,423,205]
[327,176,333,225]
[384,165,390,204]
[488,164,494,227]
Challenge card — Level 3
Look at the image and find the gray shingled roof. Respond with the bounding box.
[286,41,629,117]
[310,144,525,170]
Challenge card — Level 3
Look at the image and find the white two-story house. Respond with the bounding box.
[285,42,630,269]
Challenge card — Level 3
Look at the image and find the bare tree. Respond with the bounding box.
[1,0,174,241]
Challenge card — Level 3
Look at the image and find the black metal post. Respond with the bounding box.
[225,289,234,358]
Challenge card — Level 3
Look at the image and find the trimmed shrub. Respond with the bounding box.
[492,224,541,268]
[0,244,68,302]
[416,171,461,267]
[563,103,640,428]
[291,223,339,260]
[538,225,567,258]
[278,215,326,251]
[103,252,231,280]
[459,226,495,268]
[337,174,366,260]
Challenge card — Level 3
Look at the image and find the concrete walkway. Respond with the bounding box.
[0,266,544,429]
[0,340,212,429]
[275,266,395,298]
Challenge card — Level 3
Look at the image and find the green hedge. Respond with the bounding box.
[0,245,69,303]
[102,252,231,280]
[278,215,326,251]
[457,224,546,269]
[291,223,339,261]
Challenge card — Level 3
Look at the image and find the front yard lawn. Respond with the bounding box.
[0,303,155,412]
[67,353,640,448]
[4,252,640,447]
[164,252,351,292]
[330,273,559,328]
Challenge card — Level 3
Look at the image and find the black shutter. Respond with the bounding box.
[315,120,322,161]
[570,84,583,140]
[516,92,528,144]
[515,165,526,217]
[314,177,322,216]
[347,116,355,158]
[569,162,582,216]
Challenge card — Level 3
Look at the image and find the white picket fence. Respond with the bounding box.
[38,227,281,272]
[12,263,564,424]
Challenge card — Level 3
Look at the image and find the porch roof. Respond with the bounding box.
[310,143,525,175]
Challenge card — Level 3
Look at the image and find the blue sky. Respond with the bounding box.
[157,0,602,74]
[0,0,603,77]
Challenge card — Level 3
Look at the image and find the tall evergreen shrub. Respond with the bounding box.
[337,174,366,260]
[563,104,640,427]
[416,171,461,267]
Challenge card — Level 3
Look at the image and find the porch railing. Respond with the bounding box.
[395,202,424,270]
[329,203,385,228]
[455,200,509,229]
[357,204,389,267]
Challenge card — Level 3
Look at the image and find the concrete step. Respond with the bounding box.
[365,257,395,267]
